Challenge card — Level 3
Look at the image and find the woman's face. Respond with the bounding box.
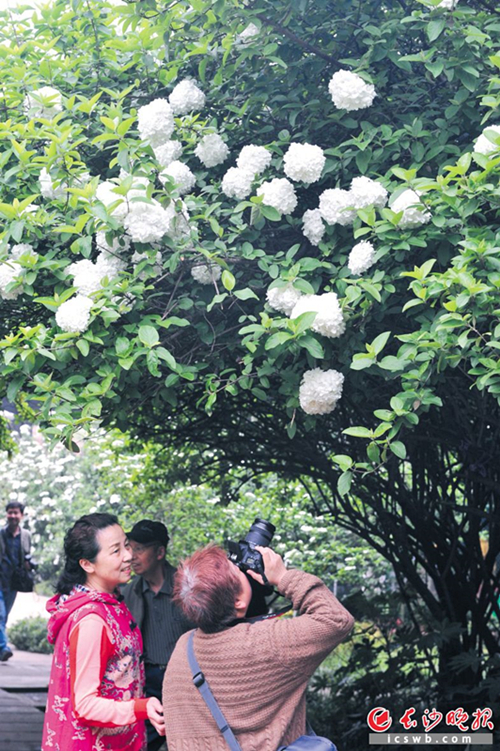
[81,524,132,593]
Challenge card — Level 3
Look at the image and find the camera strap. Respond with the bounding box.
[187,630,243,751]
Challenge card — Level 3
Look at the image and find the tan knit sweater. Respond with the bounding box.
[162,568,354,751]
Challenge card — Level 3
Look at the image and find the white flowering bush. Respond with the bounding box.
[1,2,500,709]
[299,368,344,415]
[191,263,222,285]
[283,143,325,184]
[328,70,376,111]
[348,241,376,275]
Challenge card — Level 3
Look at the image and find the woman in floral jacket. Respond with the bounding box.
[42,512,164,751]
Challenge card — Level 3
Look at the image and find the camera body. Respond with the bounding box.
[227,518,275,579]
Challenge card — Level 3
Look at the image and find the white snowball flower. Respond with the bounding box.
[350,176,388,210]
[137,98,174,147]
[266,284,302,315]
[236,145,272,176]
[474,124,500,156]
[237,23,260,42]
[328,70,376,112]
[283,143,325,184]
[299,368,345,415]
[348,241,376,275]
[153,140,183,168]
[96,176,149,221]
[124,201,174,243]
[66,259,109,296]
[191,263,222,285]
[302,209,325,246]
[391,189,431,228]
[169,79,205,116]
[55,295,93,333]
[39,168,66,200]
[24,86,63,119]
[437,0,459,8]
[221,167,254,200]
[10,243,37,261]
[257,178,297,215]
[290,292,345,339]
[318,188,356,226]
[159,160,196,194]
[0,261,23,299]
[195,133,229,168]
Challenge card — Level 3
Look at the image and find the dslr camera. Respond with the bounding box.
[227,518,275,582]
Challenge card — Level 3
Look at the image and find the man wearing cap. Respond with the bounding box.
[123,520,192,751]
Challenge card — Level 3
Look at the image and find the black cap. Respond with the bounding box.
[127,520,169,547]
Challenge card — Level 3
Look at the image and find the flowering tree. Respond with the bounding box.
[1,0,500,699]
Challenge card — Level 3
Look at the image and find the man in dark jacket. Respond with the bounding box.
[0,501,32,662]
[122,520,192,751]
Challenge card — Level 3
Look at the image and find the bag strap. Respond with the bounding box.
[187,630,243,751]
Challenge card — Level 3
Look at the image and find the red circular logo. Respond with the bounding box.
[367,707,393,733]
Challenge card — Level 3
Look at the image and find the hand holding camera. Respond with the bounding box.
[246,546,287,589]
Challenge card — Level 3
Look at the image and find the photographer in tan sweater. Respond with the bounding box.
[162,544,354,750]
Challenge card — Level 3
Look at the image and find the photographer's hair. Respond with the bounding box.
[6,501,25,513]
[173,545,242,633]
[56,512,119,595]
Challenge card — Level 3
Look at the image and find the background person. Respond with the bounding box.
[123,520,193,751]
[42,512,165,751]
[0,501,32,662]
[162,544,354,750]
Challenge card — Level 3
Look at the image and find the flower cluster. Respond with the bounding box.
[221,167,254,200]
[266,283,302,315]
[302,209,326,246]
[153,140,183,168]
[350,176,388,210]
[195,133,229,168]
[55,295,93,333]
[0,260,23,300]
[348,241,376,275]
[257,178,297,215]
[318,189,356,226]
[437,0,459,8]
[391,189,431,228]
[328,70,376,111]
[24,86,63,119]
[291,292,345,339]
[169,79,206,116]
[299,368,345,415]
[159,160,196,194]
[137,98,174,147]
[283,143,325,184]
[474,124,500,156]
[236,145,272,176]
[237,23,260,43]
[124,201,175,244]
[191,263,222,284]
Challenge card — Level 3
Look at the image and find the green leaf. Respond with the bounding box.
[76,339,90,357]
[300,335,324,359]
[337,471,352,497]
[138,325,159,347]
[427,18,445,42]
[222,270,236,291]
[390,441,407,460]
[332,454,353,471]
[343,426,373,438]
[371,331,391,356]
[265,332,292,350]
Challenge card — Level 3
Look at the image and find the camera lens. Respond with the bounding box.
[244,518,275,548]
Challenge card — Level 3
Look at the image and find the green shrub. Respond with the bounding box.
[9,616,53,654]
